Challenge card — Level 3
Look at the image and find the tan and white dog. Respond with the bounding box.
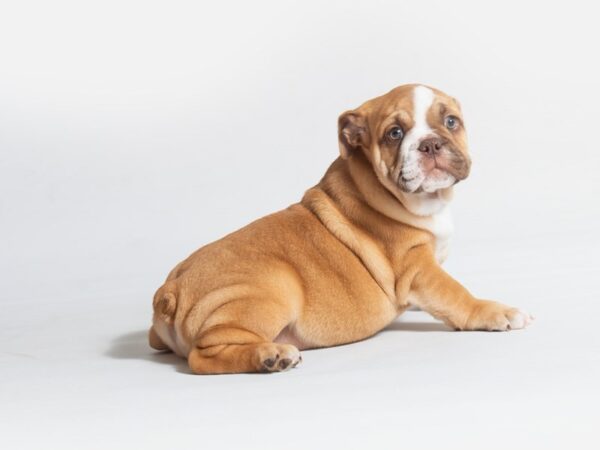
[150,84,533,374]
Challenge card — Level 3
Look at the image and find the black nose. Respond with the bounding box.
[418,137,444,155]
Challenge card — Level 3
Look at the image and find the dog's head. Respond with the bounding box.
[338,84,470,195]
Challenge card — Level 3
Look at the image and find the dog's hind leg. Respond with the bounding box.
[148,326,170,351]
[187,297,302,374]
[188,330,301,374]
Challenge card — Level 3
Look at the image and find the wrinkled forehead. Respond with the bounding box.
[362,84,462,134]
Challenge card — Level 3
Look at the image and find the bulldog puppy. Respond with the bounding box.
[150,84,533,374]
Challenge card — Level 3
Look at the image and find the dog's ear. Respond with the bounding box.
[338,110,368,159]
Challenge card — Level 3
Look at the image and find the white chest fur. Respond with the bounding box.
[397,192,454,264]
[347,162,455,264]
[428,206,454,263]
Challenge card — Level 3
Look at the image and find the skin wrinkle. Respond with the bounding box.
[302,182,381,272]
[303,187,397,304]
[149,83,532,374]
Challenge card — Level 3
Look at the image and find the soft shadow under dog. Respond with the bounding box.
[106,329,191,374]
[107,321,451,373]
[383,321,453,332]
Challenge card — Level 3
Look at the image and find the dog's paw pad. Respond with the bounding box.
[259,344,301,373]
[278,358,292,370]
[263,356,278,368]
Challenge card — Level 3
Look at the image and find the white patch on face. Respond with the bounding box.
[399,85,455,194]
[399,86,434,191]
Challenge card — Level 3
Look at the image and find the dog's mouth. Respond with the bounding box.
[398,147,469,194]
[422,156,458,178]
[399,168,455,194]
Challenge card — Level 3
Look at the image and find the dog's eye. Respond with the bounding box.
[387,126,404,140]
[445,115,459,130]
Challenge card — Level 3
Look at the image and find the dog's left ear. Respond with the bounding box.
[338,110,368,159]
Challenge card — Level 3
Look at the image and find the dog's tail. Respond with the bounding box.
[152,260,186,323]
[152,283,177,324]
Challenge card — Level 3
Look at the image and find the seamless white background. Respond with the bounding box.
[1,1,599,449]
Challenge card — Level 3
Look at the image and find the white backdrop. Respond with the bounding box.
[2,1,599,449]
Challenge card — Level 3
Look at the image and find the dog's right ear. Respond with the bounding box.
[338,110,368,159]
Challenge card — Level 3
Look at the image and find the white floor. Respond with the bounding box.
[2,232,599,450]
[3,1,600,447]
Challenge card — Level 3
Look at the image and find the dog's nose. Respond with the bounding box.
[418,137,444,155]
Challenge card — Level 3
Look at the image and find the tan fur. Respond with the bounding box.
[149,84,531,374]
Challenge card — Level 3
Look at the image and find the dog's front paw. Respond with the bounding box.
[462,300,533,331]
